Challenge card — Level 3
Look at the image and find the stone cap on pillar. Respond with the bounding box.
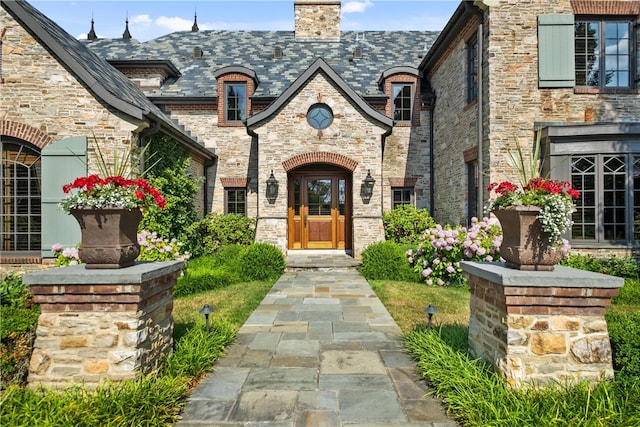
[460,261,624,289]
[23,261,184,285]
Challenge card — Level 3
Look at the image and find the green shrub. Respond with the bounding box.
[140,135,201,243]
[606,310,640,378]
[174,268,238,298]
[185,213,256,258]
[1,274,39,389]
[212,244,246,270]
[561,253,639,279]
[238,243,285,281]
[613,278,640,306]
[360,241,420,282]
[0,273,31,309]
[383,205,436,245]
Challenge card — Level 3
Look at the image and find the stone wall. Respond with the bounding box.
[294,0,341,42]
[23,261,182,388]
[461,261,624,388]
[426,17,479,226]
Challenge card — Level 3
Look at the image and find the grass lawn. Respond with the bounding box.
[172,280,273,338]
[369,280,470,332]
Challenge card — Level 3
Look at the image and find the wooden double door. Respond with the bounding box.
[288,169,351,250]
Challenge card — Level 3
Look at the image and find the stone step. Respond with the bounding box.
[285,250,361,271]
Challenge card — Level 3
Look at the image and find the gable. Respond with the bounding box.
[247,58,393,135]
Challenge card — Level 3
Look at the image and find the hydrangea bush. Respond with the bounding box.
[51,243,81,267]
[407,217,503,287]
[137,230,190,262]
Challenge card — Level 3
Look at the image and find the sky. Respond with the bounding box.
[29,0,461,42]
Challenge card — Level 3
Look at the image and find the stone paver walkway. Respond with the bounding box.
[177,263,456,426]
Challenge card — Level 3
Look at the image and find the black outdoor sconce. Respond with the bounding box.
[361,169,376,204]
[199,304,215,333]
[266,170,279,204]
[424,304,438,330]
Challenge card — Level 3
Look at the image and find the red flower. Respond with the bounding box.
[567,188,581,199]
[61,174,166,210]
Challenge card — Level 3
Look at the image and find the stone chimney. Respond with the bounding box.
[294,0,341,42]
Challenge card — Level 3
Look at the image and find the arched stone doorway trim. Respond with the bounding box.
[282,151,358,172]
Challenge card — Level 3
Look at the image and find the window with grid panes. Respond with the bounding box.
[392,187,413,209]
[1,141,42,252]
[225,83,247,122]
[575,19,633,88]
[392,84,413,122]
[571,154,639,244]
[225,188,246,215]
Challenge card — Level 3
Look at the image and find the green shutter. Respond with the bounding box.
[538,14,575,88]
[41,136,87,258]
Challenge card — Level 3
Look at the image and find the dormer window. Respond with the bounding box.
[392,83,413,122]
[225,83,247,122]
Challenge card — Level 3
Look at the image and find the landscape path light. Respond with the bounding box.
[424,304,438,330]
[199,304,215,333]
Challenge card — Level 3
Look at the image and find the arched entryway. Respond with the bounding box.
[287,164,352,251]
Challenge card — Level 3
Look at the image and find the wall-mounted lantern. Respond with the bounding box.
[361,169,376,204]
[266,170,279,204]
[199,304,215,333]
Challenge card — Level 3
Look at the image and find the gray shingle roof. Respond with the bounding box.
[84,30,440,99]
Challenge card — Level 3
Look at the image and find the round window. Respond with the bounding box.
[306,103,333,130]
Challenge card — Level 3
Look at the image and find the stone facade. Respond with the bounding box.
[23,261,182,388]
[462,261,624,388]
[252,72,390,256]
[294,0,341,42]
[0,8,138,164]
[425,0,640,229]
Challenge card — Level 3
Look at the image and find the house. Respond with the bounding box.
[2,0,638,269]
[420,0,639,257]
[1,0,215,268]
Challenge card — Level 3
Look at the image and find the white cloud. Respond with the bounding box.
[130,14,152,26]
[155,16,193,32]
[342,0,374,14]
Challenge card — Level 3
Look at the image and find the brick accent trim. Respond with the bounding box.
[571,1,640,15]
[30,271,180,313]
[387,177,418,187]
[468,275,619,316]
[220,177,250,187]
[463,146,478,163]
[1,120,52,149]
[217,73,255,127]
[382,74,421,126]
[282,152,359,172]
[0,255,42,264]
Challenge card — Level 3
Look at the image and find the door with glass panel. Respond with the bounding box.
[288,171,351,250]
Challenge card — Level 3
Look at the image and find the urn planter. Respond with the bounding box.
[493,206,561,271]
[70,207,142,269]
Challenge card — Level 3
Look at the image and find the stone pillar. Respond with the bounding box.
[23,261,183,388]
[460,262,624,388]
